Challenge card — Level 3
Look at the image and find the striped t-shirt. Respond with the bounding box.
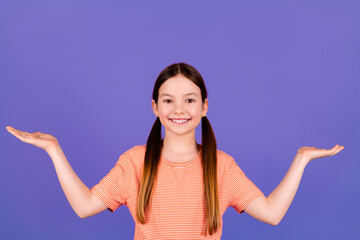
[90,145,264,239]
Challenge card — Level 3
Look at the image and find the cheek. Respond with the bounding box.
[159,107,171,118]
[188,110,202,120]
[193,104,203,114]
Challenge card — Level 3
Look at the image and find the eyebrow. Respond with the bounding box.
[160,92,199,98]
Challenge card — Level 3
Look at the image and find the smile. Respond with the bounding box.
[169,119,190,124]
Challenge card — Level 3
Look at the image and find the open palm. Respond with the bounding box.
[6,126,58,152]
[297,145,345,164]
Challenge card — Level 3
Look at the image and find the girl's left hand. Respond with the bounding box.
[296,144,345,164]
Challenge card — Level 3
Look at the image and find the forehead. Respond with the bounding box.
[159,75,201,97]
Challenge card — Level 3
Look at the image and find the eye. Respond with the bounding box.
[186,99,195,103]
[163,99,172,103]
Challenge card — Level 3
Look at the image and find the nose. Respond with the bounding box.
[173,101,186,115]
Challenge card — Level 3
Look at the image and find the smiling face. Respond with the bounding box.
[152,74,208,137]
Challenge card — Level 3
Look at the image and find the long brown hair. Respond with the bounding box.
[136,62,220,236]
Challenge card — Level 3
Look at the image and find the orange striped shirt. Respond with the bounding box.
[90,145,264,239]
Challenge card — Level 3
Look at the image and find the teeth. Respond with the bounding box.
[170,119,190,123]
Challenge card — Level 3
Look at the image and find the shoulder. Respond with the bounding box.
[116,144,146,167]
[216,148,235,161]
[216,148,236,170]
[125,144,147,155]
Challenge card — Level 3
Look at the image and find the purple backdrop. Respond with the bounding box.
[1,1,359,239]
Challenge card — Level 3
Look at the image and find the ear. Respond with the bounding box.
[152,100,159,117]
[202,98,209,116]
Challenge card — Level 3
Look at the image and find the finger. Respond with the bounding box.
[18,132,29,139]
[333,145,344,155]
[322,145,338,156]
[329,145,339,151]
[20,131,31,136]
[33,132,45,137]
[6,126,19,131]
[15,130,27,136]
[329,145,343,156]
[8,129,28,138]
[10,131,27,141]
[7,127,19,135]
[6,126,15,132]
[7,127,22,134]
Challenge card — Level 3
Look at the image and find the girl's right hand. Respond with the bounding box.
[6,126,59,153]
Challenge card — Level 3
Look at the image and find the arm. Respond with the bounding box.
[6,126,108,218]
[244,157,306,225]
[244,145,344,225]
[47,144,108,218]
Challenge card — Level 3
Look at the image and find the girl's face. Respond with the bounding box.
[152,74,208,137]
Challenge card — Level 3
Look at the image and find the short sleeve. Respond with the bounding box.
[90,154,130,212]
[227,157,265,214]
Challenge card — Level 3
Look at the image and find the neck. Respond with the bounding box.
[162,131,200,156]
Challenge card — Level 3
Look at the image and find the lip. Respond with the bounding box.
[169,118,190,120]
[169,118,191,124]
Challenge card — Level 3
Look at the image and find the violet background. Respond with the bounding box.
[1,0,359,239]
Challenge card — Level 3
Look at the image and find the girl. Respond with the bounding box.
[6,62,344,239]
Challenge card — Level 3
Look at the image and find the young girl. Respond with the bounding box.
[6,62,344,239]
